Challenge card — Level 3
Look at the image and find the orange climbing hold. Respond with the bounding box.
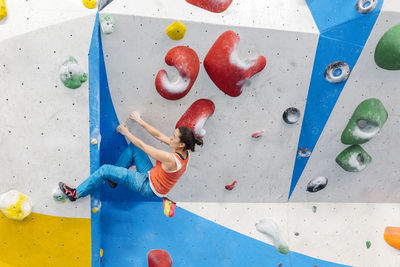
[384,227,400,250]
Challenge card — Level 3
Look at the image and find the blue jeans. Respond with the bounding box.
[76,143,156,198]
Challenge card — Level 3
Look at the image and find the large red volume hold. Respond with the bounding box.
[176,99,215,139]
[186,0,232,13]
[204,31,266,97]
[148,249,173,267]
[155,46,200,100]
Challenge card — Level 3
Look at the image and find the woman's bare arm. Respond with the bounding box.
[130,111,170,145]
[117,124,174,166]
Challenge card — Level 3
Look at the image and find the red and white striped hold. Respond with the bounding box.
[176,99,215,139]
[155,46,200,100]
[185,0,232,13]
[204,31,266,97]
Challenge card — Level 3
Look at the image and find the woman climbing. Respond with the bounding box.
[58,111,203,201]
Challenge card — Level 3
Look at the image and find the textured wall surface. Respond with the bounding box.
[290,3,400,202]
[0,1,94,266]
[2,0,400,266]
[101,0,318,202]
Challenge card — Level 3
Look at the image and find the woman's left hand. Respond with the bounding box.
[117,124,130,135]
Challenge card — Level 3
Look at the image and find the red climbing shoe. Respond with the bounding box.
[59,182,77,201]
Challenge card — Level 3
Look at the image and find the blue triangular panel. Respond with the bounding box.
[289,0,384,198]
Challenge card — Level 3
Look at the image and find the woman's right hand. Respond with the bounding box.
[129,111,142,123]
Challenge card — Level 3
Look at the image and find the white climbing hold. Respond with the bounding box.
[255,218,289,254]
[100,15,115,35]
[53,187,67,203]
[0,190,33,220]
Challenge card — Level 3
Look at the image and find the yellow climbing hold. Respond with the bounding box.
[100,248,104,257]
[166,21,186,41]
[92,200,101,213]
[82,0,97,9]
[0,0,7,21]
[0,190,33,221]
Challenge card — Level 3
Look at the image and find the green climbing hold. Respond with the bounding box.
[312,206,317,213]
[375,24,400,70]
[366,241,371,248]
[336,145,372,172]
[278,245,289,255]
[341,98,388,145]
[59,56,88,89]
[100,15,115,35]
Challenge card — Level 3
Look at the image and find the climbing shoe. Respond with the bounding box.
[107,179,118,188]
[58,182,77,201]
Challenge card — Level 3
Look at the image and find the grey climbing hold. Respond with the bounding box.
[356,0,377,14]
[307,176,328,192]
[324,61,350,84]
[283,107,300,124]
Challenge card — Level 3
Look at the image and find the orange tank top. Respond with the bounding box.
[149,152,190,195]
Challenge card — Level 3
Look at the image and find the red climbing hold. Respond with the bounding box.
[176,99,215,139]
[204,31,266,97]
[225,180,237,190]
[148,249,173,267]
[251,131,264,138]
[155,46,200,100]
[186,0,232,13]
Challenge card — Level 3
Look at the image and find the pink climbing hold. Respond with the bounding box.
[225,180,237,190]
[204,31,266,97]
[185,0,232,13]
[176,99,215,139]
[251,131,264,138]
[148,249,173,267]
[155,46,200,100]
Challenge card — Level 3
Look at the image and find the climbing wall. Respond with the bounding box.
[100,0,319,203]
[0,1,96,266]
[290,1,400,202]
[2,0,400,266]
[96,0,400,267]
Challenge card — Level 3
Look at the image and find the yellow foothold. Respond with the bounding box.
[92,200,101,213]
[0,0,7,21]
[0,190,32,220]
[91,138,98,145]
[82,0,97,9]
[166,21,186,41]
[100,248,104,257]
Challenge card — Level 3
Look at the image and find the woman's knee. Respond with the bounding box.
[98,164,115,176]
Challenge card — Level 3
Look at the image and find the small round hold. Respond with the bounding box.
[324,61,350,83]
[297,147,311,158]
[283,107,300,124]
[91,138,98,145]
[307,176,328,193]
[356,0,377,14]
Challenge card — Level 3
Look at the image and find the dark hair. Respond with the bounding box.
[178,126,203,152]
